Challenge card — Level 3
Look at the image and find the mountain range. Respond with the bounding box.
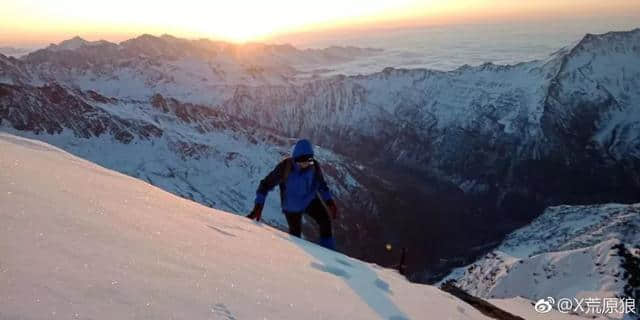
[1,29,639,284]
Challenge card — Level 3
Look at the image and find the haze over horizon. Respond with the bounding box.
[2,1,640,318]
[2,0,639,49]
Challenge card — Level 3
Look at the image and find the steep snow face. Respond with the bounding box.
[548,29,640,161]
[0,81,387,279]
[443,203,640,318]
[457,239,626,300]
[0,84,366,230]
[221,60,552,162]
[498,204,640,258]
[222,29,640,175]
[0,133,492,320]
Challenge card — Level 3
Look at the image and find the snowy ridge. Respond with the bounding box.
[545,28,640,160]
[0,83,366,230]
[0,69,387,277]
[15,34,382,102]
[0,132,492,320]
[0,46,33,57]
[499,204,640,257]
[45,36,113,51]
[443,203,640,318]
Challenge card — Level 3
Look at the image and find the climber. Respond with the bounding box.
[247,139,339,250]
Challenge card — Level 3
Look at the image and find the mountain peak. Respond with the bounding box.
[135,33,160,41]
[56,36,89,49]
[568,27,640,57]
[43,36,115,52]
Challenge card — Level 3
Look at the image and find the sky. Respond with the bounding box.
[1,0,639,47]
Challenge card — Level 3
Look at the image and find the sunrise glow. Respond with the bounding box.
[1,0,639,45]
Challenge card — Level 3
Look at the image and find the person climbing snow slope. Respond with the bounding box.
[247,139,339,250]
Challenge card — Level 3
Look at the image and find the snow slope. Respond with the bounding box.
[0,84,366,231]
[0,46,33,58]
[0,133,491,320]
[442,203,640,319]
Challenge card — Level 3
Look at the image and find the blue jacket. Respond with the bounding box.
[255,139,333,213]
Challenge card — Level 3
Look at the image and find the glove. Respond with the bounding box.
[246,203,264,222]
[326,199,338,219]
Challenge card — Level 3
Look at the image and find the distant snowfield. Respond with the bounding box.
[441,201,640,320]
[0,133,499,320]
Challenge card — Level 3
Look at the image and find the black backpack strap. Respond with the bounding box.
[313,160,333,203]
[281,157,293,184]
[313,159,322,178]
[279,157,293,206]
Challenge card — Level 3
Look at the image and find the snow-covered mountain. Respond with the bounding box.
[8,132,605,320]
[0,46,33,58]
[442,203,640,319]
[8,34,381,103]
[218,28,640,280]
[1,133,499,320]
[0,81,383,259]
[1,29,639,283]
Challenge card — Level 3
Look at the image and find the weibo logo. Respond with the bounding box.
[534,297,555,314]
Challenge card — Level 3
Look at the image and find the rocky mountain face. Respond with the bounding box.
[218,29,640,280]
[1,30,639,283]
[0,80,384,262]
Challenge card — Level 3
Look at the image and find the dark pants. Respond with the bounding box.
[284,198,332,238]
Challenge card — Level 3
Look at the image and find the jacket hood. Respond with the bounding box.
[292,139,314,159]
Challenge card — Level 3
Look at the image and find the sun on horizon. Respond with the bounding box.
[1,0,639,47]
